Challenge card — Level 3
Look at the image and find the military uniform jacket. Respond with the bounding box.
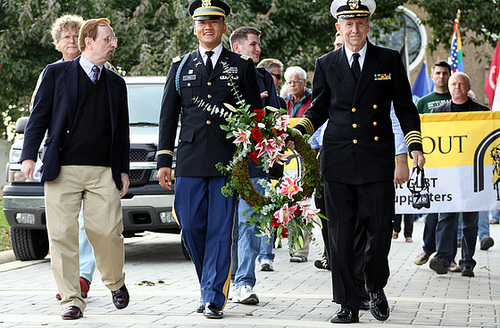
[157,47,262,177]
[295,41,422,184]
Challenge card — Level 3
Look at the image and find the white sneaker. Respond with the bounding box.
[260,259,274,271]
[228,283,235,300]
[233,285,259,304]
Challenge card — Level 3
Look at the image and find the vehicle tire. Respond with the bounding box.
[181,239,191,261]
[10,227,49,261]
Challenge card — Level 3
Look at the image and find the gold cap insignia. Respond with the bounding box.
[348,0,360,10]
[201,0,212,8]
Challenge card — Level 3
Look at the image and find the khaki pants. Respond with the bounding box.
[45,166,125,311]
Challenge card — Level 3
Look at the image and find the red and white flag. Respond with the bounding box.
[485,39,500,110]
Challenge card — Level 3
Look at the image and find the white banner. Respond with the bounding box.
[396,111,500,214]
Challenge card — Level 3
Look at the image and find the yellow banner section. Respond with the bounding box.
[421,111,500,167]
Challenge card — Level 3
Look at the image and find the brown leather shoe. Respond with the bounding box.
[61,305,83,320]
[112,284,130,309]
[414,252,430,265]
[448,261,462,272]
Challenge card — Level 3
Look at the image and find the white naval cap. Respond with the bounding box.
[330,0,376,19]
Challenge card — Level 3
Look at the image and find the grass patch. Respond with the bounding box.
[0,201,12,251]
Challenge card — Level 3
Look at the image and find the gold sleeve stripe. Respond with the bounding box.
[405,131,422,146]
[158,150,174,156]
[295,118,315,135]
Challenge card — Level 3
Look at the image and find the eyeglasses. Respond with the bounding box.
[271,73,282,80]
[60,35,79,42]
[286,79,303,85]
[102,36,118,43]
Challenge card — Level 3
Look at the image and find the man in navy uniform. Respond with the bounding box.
[157,0,261,319]
[293,0,425,323]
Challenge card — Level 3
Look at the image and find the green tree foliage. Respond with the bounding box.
[410,0,500,51]
[0,0,406,138]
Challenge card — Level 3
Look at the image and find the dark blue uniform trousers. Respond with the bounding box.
[174,176,236,309]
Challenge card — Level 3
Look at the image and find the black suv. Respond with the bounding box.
[3,76,180,260]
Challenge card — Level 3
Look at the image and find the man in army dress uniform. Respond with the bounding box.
[293,0,425,323]
[157,0,261,319]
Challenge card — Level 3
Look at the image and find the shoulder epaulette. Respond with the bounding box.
[240,54,250,60]
[173,56,181,63]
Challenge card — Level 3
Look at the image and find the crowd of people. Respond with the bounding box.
[19,0,496,324]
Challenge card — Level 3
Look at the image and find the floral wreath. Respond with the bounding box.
[212,63,321,250]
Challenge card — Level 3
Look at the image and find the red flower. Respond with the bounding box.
[271,217,281,227]
[294,207,303,215]
[251,126,263,143]
[249,151,260,162]
[272,128,284,136]
[281,227,289,239]
[253,109,265,122]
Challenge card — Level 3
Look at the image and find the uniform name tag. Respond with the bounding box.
[374,73,391,81]
[183,75,197,81]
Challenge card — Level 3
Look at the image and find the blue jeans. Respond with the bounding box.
[436,212,478,268]
[234,178,265,288]
[478,211,490,240]
[78,209,95,283]
[258,233,275,262]
[492,211,500,222]
[458,212,489,241]
[422,213,438,254]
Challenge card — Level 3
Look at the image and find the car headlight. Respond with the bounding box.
[9,149,22,163]
[8,169,41,183]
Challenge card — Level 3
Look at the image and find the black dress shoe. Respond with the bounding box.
[112,284,130,309]
[196,298,204,313]
[204,302,223,319]
[330,305,359,323]
[314,259,330,270]
[61,305,83,320]
[360,299,370,310]
[369,289,390,321]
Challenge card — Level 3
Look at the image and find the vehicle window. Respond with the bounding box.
[127,84,163,124]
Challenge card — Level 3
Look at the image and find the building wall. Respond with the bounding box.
[407,4,495,106]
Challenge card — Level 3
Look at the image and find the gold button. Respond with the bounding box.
[206,120,211,125]
[66,130,70,134]
[207,94,212,99]
[187,83,191,87]
[353,139,358,144]
[374,136,379,141]
[352,123,357,128]
[373,104,378,109]
[352,107,356,112]
[373,121,377,126]
[207,82,212,86]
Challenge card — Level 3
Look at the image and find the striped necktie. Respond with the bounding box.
[91,65,100,84]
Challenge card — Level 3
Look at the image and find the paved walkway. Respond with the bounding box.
[0,220,499,327]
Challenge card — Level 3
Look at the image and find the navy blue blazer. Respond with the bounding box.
[20,57,130,190]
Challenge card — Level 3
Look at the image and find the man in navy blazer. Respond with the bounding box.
[20,18,130,320]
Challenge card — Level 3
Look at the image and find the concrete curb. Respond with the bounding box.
[0,250,16,264]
